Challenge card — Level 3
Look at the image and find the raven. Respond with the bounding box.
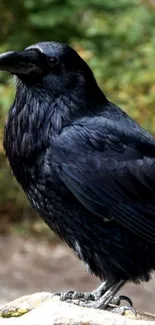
[1,42,155,313]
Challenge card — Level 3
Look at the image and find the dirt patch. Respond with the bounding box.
[0,234,154,313]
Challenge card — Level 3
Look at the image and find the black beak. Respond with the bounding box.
[0,49,45,75]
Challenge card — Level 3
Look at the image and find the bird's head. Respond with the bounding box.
[0,41,104,100]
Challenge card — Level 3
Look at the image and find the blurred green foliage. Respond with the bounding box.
[0,0,155,232]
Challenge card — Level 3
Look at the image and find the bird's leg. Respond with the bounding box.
[78,280,127,308]
[79,280,136,316]
[54,279,128,306]
[54,279,136,316]
[89,281,111,300]
[54,280,111,303]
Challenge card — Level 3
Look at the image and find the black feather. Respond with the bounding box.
[3,41,155,284]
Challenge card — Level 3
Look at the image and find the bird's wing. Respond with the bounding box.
[51,115,155,243]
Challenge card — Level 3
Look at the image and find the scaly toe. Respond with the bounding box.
[60,290,75,301]
[71,292,95,301]
[58,290,94,302]
[112,305,137,318]
[77,298,105,309]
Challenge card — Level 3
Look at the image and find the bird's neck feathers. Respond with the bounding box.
[4,79,106,165]
[4,85,63,162]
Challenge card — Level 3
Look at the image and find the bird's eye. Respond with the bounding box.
[48,56,59,67]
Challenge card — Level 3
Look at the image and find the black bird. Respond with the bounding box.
[1,41,155,312]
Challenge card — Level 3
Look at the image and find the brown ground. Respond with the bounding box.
[0,234,154,313]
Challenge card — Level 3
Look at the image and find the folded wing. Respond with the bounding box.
[51,115,155,243]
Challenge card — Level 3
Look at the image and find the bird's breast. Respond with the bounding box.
[22,156,82,238]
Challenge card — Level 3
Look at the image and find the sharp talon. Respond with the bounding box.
[119,295,133,307]
[111,295,133,307]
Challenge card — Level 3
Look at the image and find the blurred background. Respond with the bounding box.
[0,0,155,314]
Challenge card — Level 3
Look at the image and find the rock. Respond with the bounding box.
[0,292,155,325]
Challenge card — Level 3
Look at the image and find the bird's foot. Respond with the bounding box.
[53,290,95,303]
[54,290,136,318]
[78,292,133,310]
[77,293,137,318]
[109,295,137,318]
[53,280,136,318]
[53,280,112,304]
